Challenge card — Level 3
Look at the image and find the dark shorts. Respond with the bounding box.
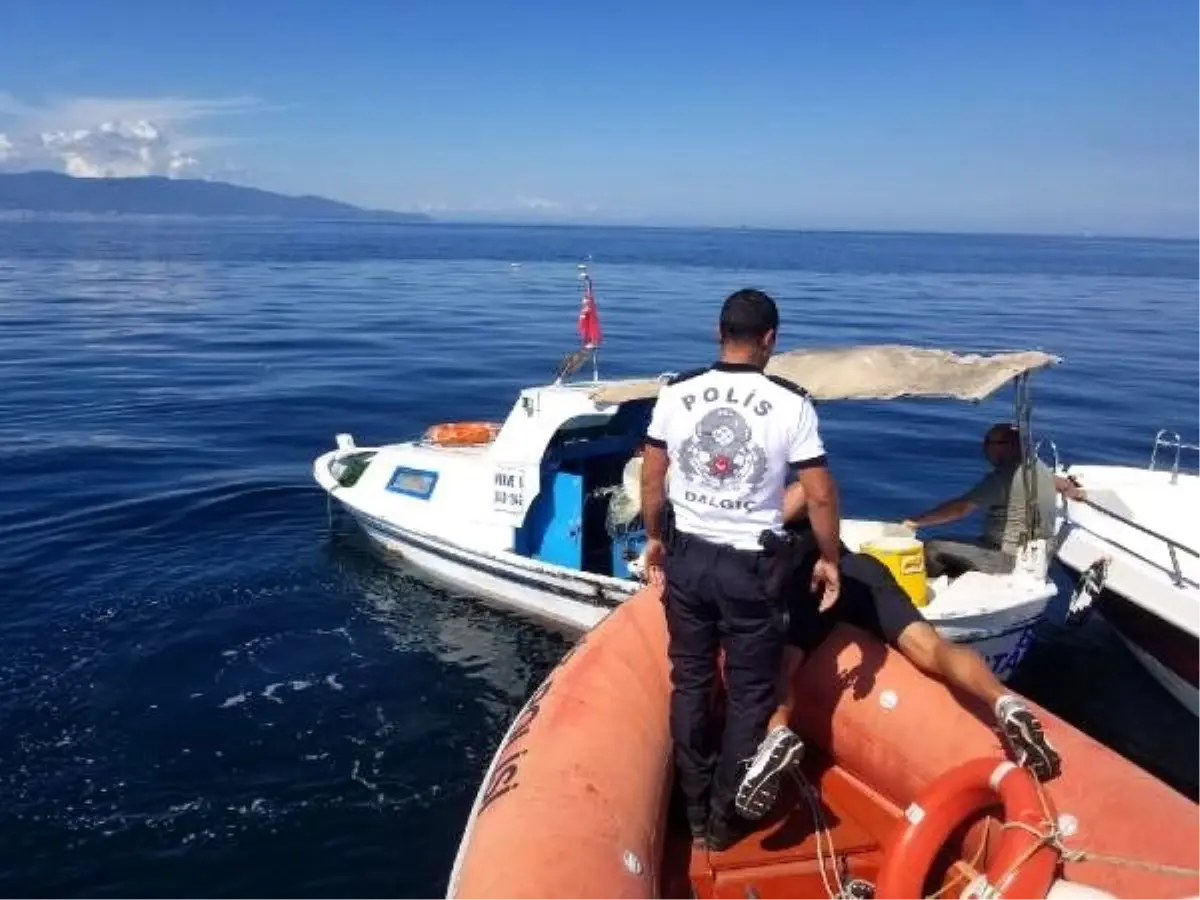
[784,547,925,654]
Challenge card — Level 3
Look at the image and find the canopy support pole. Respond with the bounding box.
[1014,373,1039,544]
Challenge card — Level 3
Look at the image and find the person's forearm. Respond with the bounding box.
[643,485,665,541]
[808,490,840,561]
[911,498,971,527]
[641,452,668,541]
[782,481,807,524]
[797,468,840,559]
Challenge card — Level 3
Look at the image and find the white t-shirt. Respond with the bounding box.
[645,361,827,551]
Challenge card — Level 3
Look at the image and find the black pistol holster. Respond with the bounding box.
[758,528,811,634]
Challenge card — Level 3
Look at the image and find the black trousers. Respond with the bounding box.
[664,529,783,821]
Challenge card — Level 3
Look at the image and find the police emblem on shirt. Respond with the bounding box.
[678,407,768,492]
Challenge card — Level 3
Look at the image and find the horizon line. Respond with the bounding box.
[1,208,1195,243]
[2,170,1194,242]
[420,216,1200,244]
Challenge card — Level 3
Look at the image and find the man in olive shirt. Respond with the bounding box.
[903,423,1085,576]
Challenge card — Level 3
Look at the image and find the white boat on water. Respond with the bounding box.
[314,318,1063,683]
[1053,430,1200,715]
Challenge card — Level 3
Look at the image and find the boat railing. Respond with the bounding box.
[1035,437,1061,473]
[1149,429,1199,485]
[1077,496,1198,588]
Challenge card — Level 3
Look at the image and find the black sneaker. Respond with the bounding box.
[704,810,742,852]
[734,725,805,821]
[995,696,1061,782]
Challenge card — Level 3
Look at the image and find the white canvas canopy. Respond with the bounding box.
[588,344,1060,406]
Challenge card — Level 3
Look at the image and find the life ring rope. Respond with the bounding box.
[994,778,1200,885]
[922,821,993,900]
[875,757,1060,898]
[776,760,1197,899]
[897,763,1200,900]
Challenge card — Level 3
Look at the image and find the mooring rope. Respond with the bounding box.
[990,777,1200,891]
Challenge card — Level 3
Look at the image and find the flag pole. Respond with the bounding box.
[578,262,601,382]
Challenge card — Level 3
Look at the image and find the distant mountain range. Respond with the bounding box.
[0,171,432,221]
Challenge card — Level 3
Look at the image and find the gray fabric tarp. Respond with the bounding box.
[588,344,1060,405]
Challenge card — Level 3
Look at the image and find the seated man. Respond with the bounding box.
[902,422,1086,577]
[733,481,1061,822]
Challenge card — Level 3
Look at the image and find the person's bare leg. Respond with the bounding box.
[767,645,805,731]
[734,645,807,820]
[894,621,1061,780]
[894,620,1005,707]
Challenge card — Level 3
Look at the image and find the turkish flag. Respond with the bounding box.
[577,274,602,348]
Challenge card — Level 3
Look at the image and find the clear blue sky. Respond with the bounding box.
[0,0,1196,235]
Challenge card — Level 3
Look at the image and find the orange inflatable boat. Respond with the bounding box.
[447,584,1199,899]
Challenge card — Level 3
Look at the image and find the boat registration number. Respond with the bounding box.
[493,467,527,512]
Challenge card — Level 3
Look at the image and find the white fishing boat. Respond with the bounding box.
[313,275,1062,681]
[1053,431,1200,715]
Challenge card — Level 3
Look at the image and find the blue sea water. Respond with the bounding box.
[0,220,1196,897]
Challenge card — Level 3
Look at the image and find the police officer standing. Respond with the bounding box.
[640,288,842,850]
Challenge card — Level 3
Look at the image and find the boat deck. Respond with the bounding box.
[668,754,986,900]
[1070,464,1198,550]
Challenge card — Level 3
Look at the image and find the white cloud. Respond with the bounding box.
[37,121,197,178]
[0,91,258,179]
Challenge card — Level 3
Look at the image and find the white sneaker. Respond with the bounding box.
[734,725,804,821]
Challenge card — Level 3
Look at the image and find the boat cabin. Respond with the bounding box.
[475,379,662,580]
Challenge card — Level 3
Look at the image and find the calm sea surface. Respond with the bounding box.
[1,220,1196,896]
